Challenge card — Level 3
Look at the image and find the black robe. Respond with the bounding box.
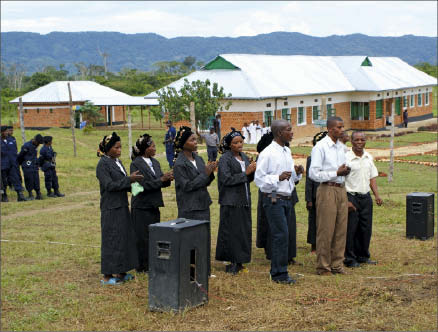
[130,156,171,272]
[215,151,254,264]
[305,156,320,246]
[96,156,137,275]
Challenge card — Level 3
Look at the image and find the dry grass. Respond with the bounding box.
[1,129,437,331]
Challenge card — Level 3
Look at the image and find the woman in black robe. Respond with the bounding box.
[255,132,300,264]
[96,132,144,285]
[172,126,217,275]
[130,134,174,273]
[215,129,256,274]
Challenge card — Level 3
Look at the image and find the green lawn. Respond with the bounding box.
[1,128,437,331]
[364,131,437,148]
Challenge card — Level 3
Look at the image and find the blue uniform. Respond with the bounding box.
[165,126,176,168]
[6,136,24,190]
[1,138,23,192]
[38,145,59,192]
[17,141,40,193]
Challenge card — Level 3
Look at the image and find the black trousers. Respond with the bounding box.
[132,207,160,272]
[344,192,373,264]
[43,168,59,192]
[307,201,317,246]
[2,167,23,192]
[22,168,40,192]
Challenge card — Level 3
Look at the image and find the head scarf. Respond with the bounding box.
[97,132,120,157]
[173,126,194,157]
[312,131,328,146]
[43,136,53,144]
[256,131,274,153]
[131,133,153,160]
[219,128,244,154]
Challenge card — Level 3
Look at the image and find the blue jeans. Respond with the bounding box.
[207,146,218,161]
[262,195,291,279]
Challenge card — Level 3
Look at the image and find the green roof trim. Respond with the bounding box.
[203,56,240,70]
[361,57,372,67]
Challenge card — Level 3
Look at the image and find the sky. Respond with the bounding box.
[1,1,437,38]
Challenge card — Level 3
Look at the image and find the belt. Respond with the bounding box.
[348,192,370,197]
[263,193,292,201]
[322,182,344,188]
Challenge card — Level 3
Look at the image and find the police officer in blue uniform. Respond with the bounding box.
[1,126,27,202]
[7,126,26,192]
[38,136,64,198]
[164,120,176,168]
[18,134,44,200]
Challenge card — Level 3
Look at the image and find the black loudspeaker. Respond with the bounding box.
[406,192,434,240]
[148,218,209,312]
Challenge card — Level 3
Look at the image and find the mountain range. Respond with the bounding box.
[1,31,436,74]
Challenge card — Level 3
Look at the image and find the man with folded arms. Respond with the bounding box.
[344,131,383,268]
[309,117,351,276]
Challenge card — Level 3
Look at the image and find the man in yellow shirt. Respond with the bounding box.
[344,131,383,268]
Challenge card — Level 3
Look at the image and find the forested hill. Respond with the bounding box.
[1,31,437,74]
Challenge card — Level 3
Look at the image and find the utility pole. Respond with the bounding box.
[18,97,26,143]
[128,106,132,160]
[67,82,77,157]
[388,98,395,182]
[190,101,196,131]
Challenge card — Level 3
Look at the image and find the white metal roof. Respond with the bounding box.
[10,81,159,106]
[145,54,437,99]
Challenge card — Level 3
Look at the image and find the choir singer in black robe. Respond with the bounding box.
[96,132,143,285]
[130,134,174,273]
[215,129,256,275]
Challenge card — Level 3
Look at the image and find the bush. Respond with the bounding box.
[418,124,438,132]
[82,124,95,135]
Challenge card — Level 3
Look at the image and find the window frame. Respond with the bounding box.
[297,106,306,126]
[425,92,429,106]
[410,94,414,108]
[312,105,321,123]
[376,100,383,119]
[403,96,407,109]
[264,110,273,126]
[351,102,370,120]
[417,93,422,106]
[281,108,290,121]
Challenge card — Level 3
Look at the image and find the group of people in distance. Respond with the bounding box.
[1,125,64,202]
[241,120,270,145]
[95,115,383,285]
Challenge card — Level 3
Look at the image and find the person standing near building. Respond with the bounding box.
[249,121,257,144]
[213,114,221,140]
[305,131,327,253]
[255,119,303,284]
[255,120,262,143]
[261,122,270,136]
[344,131,383,268]
[1,126,27,202]
[309,116,351,276]
[17,134,44,200]
[403,109,409,128]
[38,136,65,198]
[130,133,174,273]
[7,126,25,192]
[215,129,256,275]
[96,132,144,285]
[241,123,250,144]
[164,120,176,168]
[196,127,219,162]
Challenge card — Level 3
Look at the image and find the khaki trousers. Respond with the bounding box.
[315,184,348,273]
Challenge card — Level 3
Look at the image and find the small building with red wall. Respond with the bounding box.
[145,54,436,138]
[10,81,158,129]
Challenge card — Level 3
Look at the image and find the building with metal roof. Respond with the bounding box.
[10,81,158,128]
[146,54,436,137]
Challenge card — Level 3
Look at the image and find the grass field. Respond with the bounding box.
[1,128,437,331]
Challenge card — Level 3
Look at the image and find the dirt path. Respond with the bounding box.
[368,142,437,158]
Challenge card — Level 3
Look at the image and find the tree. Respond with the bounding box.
[81,101,103,126]
[29,72,52,90]
[157,78,232,125]
[183,56,196,69]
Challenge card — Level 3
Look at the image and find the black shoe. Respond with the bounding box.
[35,191,43,200]
[359,259,377,265]
[1,194,8,202]
[54,190,65,197]
[345,261,360,268]
[27,192,35,201]
[272,276,296,285]
[17,191,28,202]
[47,190,56,198]
[225,263,239,275]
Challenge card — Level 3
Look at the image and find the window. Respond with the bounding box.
[418,93,422,106]
[410,94,414,107]
[403,96,407,109]
[284,101,288,106]
[264,111,273,126]
[266,103,271,107]
[351,102,369,120]
[425,92,429,105]
[327,104,336,118]
[376,100,383,119]
[395,97,401,115]
[312,106,321,122]
[50,108,53,113]
[36,108,40,113]
[298,107,306,125]
[281,108,290,121]
[24,109,27,113]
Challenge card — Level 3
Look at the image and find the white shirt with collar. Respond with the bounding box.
[345,150,378,194]
[309,135,346,184]
[142,157,155,175]
[115,158,126,175]
[255,140,302,196]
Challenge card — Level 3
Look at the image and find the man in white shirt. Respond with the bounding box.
[261,122,270,136]
[344,131,383,268]
[249,121,257,144]
[309,116,351,276]
[255,120,262,143]
[255,119,304,284]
